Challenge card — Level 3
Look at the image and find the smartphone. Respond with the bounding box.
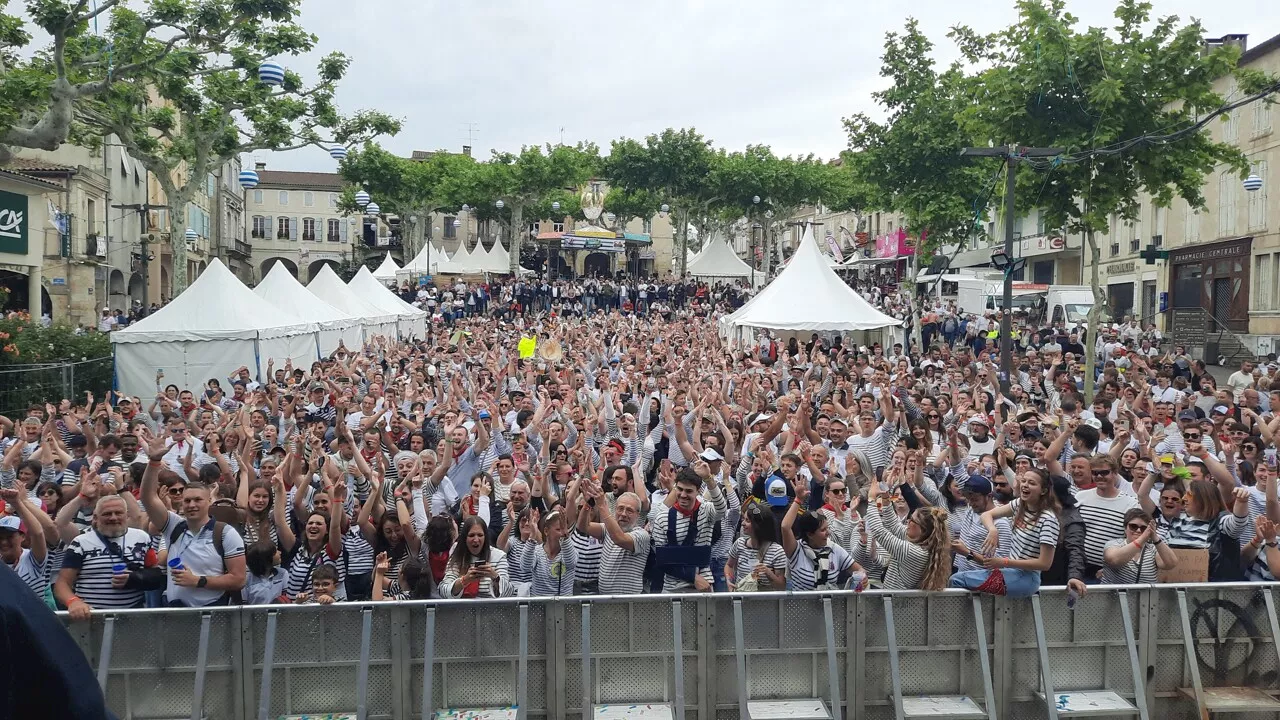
[1267,449,1278,468]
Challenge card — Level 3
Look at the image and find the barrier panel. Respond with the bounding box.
[61,584,1280,720]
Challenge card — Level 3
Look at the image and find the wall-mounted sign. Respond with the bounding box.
[1106,261,1135,275]
[50,277,66,285]
[0,190,29,255]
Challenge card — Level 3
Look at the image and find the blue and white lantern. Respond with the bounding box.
[660,203,670,214]
[495,199,504,209]
[552,201,561,212]
[238,169,259,189]
[258,60,285,86]
[365,202,380,216]
[1244,173,1263,192]
[185,228,198,241]
[355,190,370,207]
[330,145,348,161]
[452,218,462,228]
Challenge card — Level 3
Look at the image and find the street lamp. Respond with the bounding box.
[1245,173,1264,192]
[552,201,561,212]
[753,195,761,205]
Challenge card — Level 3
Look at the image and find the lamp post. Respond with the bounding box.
[751,223,762,287]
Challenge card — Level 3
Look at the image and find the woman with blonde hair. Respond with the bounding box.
[864,477,952,590]
[949,467,1061,597]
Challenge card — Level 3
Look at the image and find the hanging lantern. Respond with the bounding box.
[1244,173,1263,192]
[354,190,370,207]
[365,202,381,216]
[329,146,347,161]
[184,228,198,241]
[495,199,505,209]
[552,201,561,212]
[258,60,285,86]
[238,169,259,189]
[462,204,470,212]
[660,203,670,214]
[753,195,761,204]
[452,218,462,228]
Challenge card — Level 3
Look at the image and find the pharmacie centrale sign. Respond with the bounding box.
[0,189,29,255]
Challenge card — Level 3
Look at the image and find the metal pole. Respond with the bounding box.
[1000,147,1016,396]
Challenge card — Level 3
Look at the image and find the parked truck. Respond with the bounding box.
[953,276,1097,327]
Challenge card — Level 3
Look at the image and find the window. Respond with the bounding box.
[304,192,314,207]
[206,174,216,198]
[1219,171,1236,238]
[277,216,291,239]
[302,217,316,241]
[444,216,456,239]
[1249,161,1269,232]
[1254,99,1273,138]
[1256,254,1273,310]
[86,198,97,236]
[1182,200,1200,244]
[329,193,338,207]
[553,221,565,233]
[1036,209,1048,236]
[278,191,289,206]
[252,190,262,204]
[1110,239,1119,257]
[1151,204,1166,240]
[120,161,127,178]
[327,219,341,241]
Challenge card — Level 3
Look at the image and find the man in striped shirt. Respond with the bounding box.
[0,490,48,598]
[578,486,651,594]
[650,462,726,592]
[54,494,155,620]
[1075,456,1139,579]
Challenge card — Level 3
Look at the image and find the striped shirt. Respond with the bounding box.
[849,425,896,472]
[1167,511,1246,549]
[569,529,601,585]
[509,538,577,597]
[8,548,49,598]
[597,527,651,595]
[788,540,854,591]
[650,487,728,592]
[950,507,1012,573]
[711,480,741,560]
[865,504,930,589]
[342,526,375,575]
[1075,490,1139,569]
[60,528,153,609]
[727,538,787,591]
[1099,539,1158,584]
[283,543,343,601]
[441,548,508,598]
[1007,500,1060,560]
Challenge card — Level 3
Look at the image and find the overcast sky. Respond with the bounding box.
[256,0,1279,173]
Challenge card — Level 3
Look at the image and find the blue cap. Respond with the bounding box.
[765,476,791,507]
[963,476,994,495]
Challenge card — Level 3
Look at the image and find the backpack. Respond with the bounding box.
[169,520,228,572]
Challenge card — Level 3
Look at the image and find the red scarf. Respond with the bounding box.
[428,551,448,583]
[673,498,701,519]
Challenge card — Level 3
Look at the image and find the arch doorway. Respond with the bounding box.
[259,257,298,282]
[128,272,145,307]
[583,252,611,278]
[0,269,52,317]
[307,259,339,282]
[108,269,127,311]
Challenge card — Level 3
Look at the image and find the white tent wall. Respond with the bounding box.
[318,325,363,356]
[116,339,258,400]
[259,333,322,372]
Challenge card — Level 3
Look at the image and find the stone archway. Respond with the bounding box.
[259,257,298,282]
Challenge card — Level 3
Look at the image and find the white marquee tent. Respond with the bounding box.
[722,225,900,342]
[398,242,447,277]
[371,253,401,281]
[254,261,363,354]
[113,259,320,399]
[349,266,428,338]
[307,264,400,339]
[687,237,756,284]
[435,240,478,274]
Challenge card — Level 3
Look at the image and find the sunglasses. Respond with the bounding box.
[1126,523,1149,533]
[167,487,185,495]
[1185,433,1201,440]
[928,414,940,420]
[1161,495,1183,503]
[829,487,847,495]
[1092,469,1112,477]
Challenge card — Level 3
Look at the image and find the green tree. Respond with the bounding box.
[74,4,399,293]
[949,0,1271,398]
[843,19,999,260]
[0,0,309,162]
[339,144,476,258]
[603,128,717,277]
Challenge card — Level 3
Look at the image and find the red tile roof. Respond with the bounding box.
[255,170,345,190]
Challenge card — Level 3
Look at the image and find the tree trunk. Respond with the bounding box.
[510,203,524,274]
[677,207,690,279]
[1083,228,1104,403]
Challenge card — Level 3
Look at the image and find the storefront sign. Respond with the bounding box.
[50,277,66,285]
[1169,240,1249,264]
[1106,262,1135,275]
[1019,234,1075,258]
[0,189,29,255]
[1170,307,1207,346]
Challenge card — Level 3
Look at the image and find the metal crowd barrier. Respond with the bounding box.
[60,583,1280,720]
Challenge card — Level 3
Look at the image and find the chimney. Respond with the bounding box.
[255,161,266,171]
[462,145,472,157]
[1203,33,1248,54]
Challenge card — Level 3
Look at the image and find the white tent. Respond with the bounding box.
[254,261,363,354]
[398,242,446,277]
[722,225,900,340]
[371,253,401,281]
[687,237,755,282]
[435,239,478,274]
[349,266,428,339]
[307,264,400,340]
[113,259,320,399]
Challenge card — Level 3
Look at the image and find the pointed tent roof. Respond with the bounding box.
[687,237,754,278]
[436,239,476,274]
[350,266,427,317]
[114,259,316,342]
[726,225,900,332]
[307,264,398,323]
[254,261,357,327]
[372,252,401,280]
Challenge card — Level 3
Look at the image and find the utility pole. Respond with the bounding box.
[959,144,1062,395]
[112,202,166,310]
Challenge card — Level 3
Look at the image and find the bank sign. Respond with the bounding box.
[0,189,28,255]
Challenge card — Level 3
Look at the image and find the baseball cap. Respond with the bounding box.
[751,412,773,426]
[699,448,724,462]
[765,476,791,507]
[968,416,989,428]
[1212,405,1230,415]
[0,515,24,533]
[1083,417,1103,430]
[1177,410,1198,421]
[1159,454,1176,465]
[963,476,994,495]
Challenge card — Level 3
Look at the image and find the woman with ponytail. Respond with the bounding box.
[865,478,952,590]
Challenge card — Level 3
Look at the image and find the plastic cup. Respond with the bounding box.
[112,563,127,575]
[167,557,184,571]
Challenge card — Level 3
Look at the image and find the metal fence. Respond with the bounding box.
[0,356,113,417]
[61,583,1280,720]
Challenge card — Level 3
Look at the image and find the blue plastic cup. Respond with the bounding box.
[112,563,127,575]
[168,557,184,571]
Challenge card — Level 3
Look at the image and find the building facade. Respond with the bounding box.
[0,170,60,318]
[245,164,364,283]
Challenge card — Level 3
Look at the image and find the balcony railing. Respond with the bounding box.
[327,233,341,243]
[231,240,252,257]
[302,233,317,242]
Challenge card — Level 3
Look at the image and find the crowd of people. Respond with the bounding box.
[4,269,1279,621]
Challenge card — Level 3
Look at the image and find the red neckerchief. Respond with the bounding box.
[822,503,842,514]
[1077,480,1097,491]
[429,551,448,582]
[674,498,701,519]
